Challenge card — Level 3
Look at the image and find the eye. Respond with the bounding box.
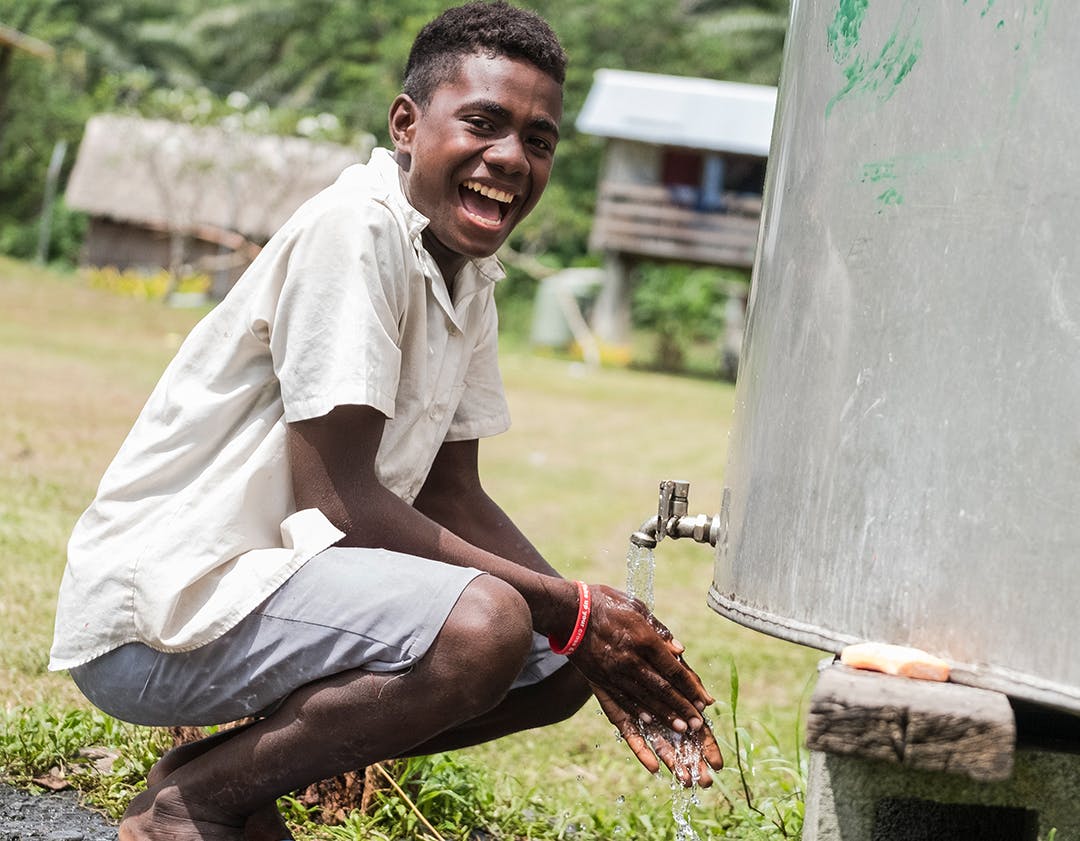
[465,116,495,133]
[529,136,555,155]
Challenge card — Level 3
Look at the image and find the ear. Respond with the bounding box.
[389,94,420,154]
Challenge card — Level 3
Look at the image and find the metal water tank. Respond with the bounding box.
[709,0,1080,714]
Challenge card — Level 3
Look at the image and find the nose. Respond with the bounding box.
[485,132,528,175]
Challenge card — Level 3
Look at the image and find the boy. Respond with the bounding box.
[50,3,722,839]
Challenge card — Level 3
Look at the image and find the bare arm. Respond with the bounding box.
[288,404,721,777]
[288,404,577,637]
[417,442,722,782]
[413,438,558,577]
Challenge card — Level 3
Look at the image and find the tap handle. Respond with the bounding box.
[656,480,691,542]
[671,480,690,518]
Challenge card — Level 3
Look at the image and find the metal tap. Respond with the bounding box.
[629,479,722,549]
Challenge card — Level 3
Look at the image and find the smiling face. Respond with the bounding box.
[389,52,563,279]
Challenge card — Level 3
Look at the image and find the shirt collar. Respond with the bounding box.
[369,148,506,298]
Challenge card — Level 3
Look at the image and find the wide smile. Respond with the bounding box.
[459,179,517,228]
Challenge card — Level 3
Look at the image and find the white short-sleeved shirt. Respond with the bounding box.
[49,148,511,671]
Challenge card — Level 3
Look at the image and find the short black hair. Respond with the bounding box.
[403,1,567,105]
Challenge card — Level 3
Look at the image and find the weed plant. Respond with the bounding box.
[0,669,807,840]
[0,706,170,818]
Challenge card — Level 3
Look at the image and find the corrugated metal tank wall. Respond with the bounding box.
[709,0,1080,713]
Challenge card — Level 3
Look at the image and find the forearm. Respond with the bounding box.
[413,471,558,578]
[340,481,577,637]
[288,407,718,758]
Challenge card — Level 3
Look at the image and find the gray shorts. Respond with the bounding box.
[69,547,567,726]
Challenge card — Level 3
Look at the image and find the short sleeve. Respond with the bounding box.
[445,291,511,441]
[270,201,408,423]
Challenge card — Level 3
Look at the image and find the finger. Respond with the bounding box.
[596,683,676,733]
[601,686,717,789]
[650,737,685,783]
[699,725,724,771]
[623,725,661,774]
[622,661,706,732]
[649,632,716,709]
[649,648,716,712]
[639,727,701,787]
[609,677,691,738]
[617,623,712,705]
[597,634,705,720]
[592,686,661,775]
[646,611,674,641]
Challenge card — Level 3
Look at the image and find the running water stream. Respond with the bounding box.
[624,542,705,841]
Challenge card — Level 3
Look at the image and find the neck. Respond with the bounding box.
[421,229,467,291]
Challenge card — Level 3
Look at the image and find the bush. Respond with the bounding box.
[632,262,748,373]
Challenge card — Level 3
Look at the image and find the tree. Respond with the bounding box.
[0,0,791,266]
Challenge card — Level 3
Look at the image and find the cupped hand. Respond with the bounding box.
[568,584,716,737]
[592,684,723,787]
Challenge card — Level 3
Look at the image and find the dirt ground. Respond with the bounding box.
[0,784,115,841]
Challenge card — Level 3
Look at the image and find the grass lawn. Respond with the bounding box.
[0,255,821,838]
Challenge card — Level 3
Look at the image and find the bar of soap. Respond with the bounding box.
[839,642,951,682]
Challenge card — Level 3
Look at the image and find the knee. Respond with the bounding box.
[437,576,533,711]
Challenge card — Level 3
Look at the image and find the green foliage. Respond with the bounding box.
[0,700,806,841]
[335,755,497,840]
[0,706,170,819]
[632,261,748,372]
[704,660,806,840]
[0,196,86,265]
[0,0,790,264]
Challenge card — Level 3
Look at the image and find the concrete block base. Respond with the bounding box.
[803,749,1080,840]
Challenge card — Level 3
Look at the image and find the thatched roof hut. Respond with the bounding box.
[65,113,374,291]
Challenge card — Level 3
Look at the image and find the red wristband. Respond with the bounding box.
[548,580,591,656]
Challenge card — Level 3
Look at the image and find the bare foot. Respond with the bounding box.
[146,737,293,841]
[119,785,244,841]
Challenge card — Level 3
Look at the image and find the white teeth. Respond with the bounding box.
[463,180,514,204]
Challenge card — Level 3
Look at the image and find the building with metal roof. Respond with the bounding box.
[573,69,778,352]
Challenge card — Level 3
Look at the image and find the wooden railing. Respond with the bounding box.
[589,181,763,268]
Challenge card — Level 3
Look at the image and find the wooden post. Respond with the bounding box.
[806,663,1016,783]
[590,251,633,346]
[35,139,67,263]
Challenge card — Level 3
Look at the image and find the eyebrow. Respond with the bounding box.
[465,99,561,140]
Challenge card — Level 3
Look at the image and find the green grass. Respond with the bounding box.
[0,256,821,838]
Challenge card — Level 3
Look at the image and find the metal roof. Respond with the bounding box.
[576,68,777,157]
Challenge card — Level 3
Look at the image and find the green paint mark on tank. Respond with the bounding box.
[858,142,990,213]
[826,3,923,118]
[862,161,897,183]
[1008,0,1054,104]
[876,187,904,208]
[828,0,870,63]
